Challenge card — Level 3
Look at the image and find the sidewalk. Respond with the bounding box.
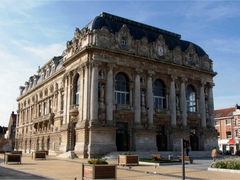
[0,154,239,180]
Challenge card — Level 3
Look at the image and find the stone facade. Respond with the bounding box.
[15,12,217,158]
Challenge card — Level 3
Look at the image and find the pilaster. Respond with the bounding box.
[146,70,155,124]
[200,80,206,127]
[180,77,187,126]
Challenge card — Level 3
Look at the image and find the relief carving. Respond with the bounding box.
[113,110,134,123]
[96,26,111,48]
[172,46,182,64]
[138,37,149,57]
[116,24,133,51]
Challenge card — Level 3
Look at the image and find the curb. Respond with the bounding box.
[208,167,240,174]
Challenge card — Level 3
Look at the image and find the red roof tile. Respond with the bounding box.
[214,107,235,118]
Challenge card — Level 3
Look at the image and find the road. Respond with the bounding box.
[0,159,50,180]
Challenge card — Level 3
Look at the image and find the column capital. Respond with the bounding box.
[107,63,116,71]
[208,82,215,88]
[81,61,90,69]
[91,60,101,67]
[76,66,83,74]
[147,70,155,77]
[180,76,188,83]
[201,79,206,86]
[170,74,178,81]
[135,66,143,74]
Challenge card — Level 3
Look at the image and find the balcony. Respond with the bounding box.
[155,108,168,114]
[69,104,79,116]
[33,113,55,123]
[115,104,131,111]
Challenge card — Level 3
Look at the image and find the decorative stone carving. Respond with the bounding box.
[96,26,111,48]
[116,24,133,51]
[113,110,134,123]
[153,114,170,125]
[98,107,106,123]
[172,46,182,64]
[138,37,149,57]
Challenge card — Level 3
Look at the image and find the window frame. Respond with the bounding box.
[186,85,196,112]
[114,72,130,105]
[153,79,166,109]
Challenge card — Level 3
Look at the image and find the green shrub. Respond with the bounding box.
[212,158,240,170]
[87,156,108,164]
[122,151,133,155]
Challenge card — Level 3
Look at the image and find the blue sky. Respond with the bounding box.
[0,0,240,126]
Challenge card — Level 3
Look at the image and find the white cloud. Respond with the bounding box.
[0,0,49,17]
[183,2,239,21]
[11,40,65,62]
[0,41,65,126]
[214,95,240,109]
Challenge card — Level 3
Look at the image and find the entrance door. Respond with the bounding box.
[116,122,129,151]
[190,132,199,151]
[156,125,167,151]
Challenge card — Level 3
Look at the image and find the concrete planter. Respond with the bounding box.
[118,155,139,166]
[82,164,116,180]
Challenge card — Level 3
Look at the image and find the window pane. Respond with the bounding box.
[187,85,196,112]
[153,79,166,109]
[115,73,130,104]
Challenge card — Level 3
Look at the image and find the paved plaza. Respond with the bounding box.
[0,154,239,180]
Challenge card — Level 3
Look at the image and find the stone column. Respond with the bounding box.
[78,68,83,122]
[83,63,89,121]
[208,83,215,127]
[134,69,141,123]
[180,77,187,126]
[199,80,206,127]
[63,75,68,124]
[106,64,114,121]
[169,75,177,126]
[146,70,154,124]
[66,73,72,124]
[90,61,99,121]
[57,90,62,113]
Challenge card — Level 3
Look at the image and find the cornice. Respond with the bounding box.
[66,45,217,77]
[17,68,65,101]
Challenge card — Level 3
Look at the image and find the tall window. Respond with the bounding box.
[43,102,46,115]
[153,79,166,109]
[75,75,80,105]
[186,85,196,112]
[49,99,52,113]
[225,119,231,125]
[61,94,64,111]
[235,130,238,137]
[226,132,232,139]
[115,72,129,105]
[39,104,42,116]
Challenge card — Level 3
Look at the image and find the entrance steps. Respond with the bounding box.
[102,151,221,160]
[57,151,78,159]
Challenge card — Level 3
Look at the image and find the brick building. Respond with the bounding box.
[214,105,240,154]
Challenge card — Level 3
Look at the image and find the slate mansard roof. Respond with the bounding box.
[18,12,210,98]
[86,12,206,57]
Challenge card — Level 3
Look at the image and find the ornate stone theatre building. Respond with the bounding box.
[16,12,217,158]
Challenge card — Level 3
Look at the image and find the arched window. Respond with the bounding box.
[74,75,80,105]
[186,85,196,112]
[115,72,129,105]
[154,79,166,109]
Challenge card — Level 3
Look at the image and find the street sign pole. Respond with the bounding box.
[181,138,185,180]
